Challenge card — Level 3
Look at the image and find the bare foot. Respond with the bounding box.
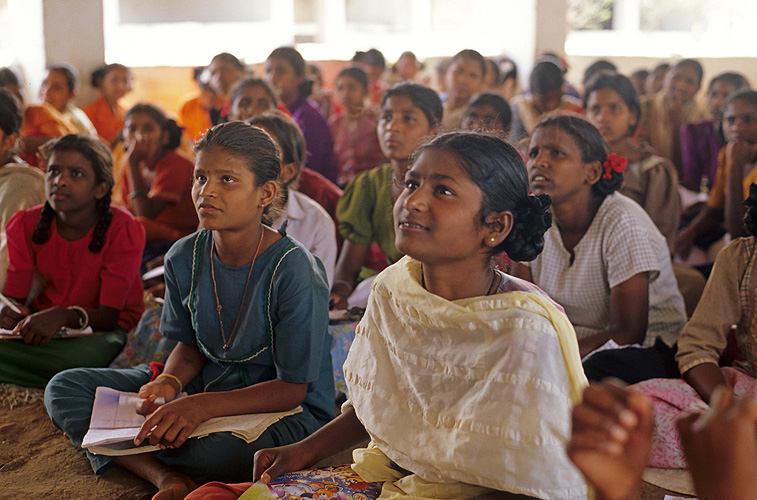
[152,472,198,500]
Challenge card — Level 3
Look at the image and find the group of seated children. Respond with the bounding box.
[0,45,754,500]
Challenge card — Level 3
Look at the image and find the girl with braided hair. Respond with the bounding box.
[0,134,145,387]
[513,113,686,384]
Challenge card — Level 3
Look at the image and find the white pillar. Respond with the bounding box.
[43,0,105,105]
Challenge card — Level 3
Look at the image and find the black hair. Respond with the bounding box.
[0,88,22,136]
[0,67,21,88]
[228,78,278,109]
[709,72,750,93]
[353,49,386,70]
[125,103,183,151]
[498,57,518,83]
[267,47,313,97]
[47,63,79,93]
[744,183,757,236]
[583,59,617,85]
[195,121,281,225]
[34,134,114,253]
[382,83,443,129]
[450,49,487,78]
[414,132,551,261]
[534,114,620,196]
[583,70,642,134]
[652,62,670,74]
[631,69,649,82]
[464,93,512,131]
[248,110,305,183]
[673,59,704,87]
[530,61,564,95]
[90,63,129,89]
[210,52,244,71]
[336,66,369,90]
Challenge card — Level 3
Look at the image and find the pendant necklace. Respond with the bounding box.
[211,229,264,355]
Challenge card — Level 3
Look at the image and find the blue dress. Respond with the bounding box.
[44,229,334,483]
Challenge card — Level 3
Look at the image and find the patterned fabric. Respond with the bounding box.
[109,302,177,369]
[328,109,385,187]
[238,465,381,500]
[619,153,680,252]
[633,366,755,468]
[525,192,686,346]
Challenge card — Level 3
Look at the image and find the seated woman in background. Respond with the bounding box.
[178,66,217,144]
[0,88,46,290]
[584,70,680,251]
[0,134,144,387]
[440,49,486,131]
[264,47,338,184]
[206,53,246,125]
[677,90,757,262]
[188,132,589,500]
[513,114,686,384]
[226,78,278,123]
[330,83,442,310]
[461,92,512,136]
[39,63,98,136]
[328,66,386,188]
[509,60,583,147]
[680,72,750,193]
[83,63,132,148]
[0,67,77,167]
[249,111,337,286]
[119,103,198,262]
[633,184,757,468]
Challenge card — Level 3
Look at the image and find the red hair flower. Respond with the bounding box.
[602,153,627,179]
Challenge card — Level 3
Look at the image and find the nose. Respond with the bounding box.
[403,184,428,211]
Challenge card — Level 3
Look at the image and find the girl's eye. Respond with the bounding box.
[47,167,59,176]
[435,185,453,196]
[71,169,83,178]
[195,174,207,182]
[222,175,235,183]
[404,179,419,190]
[527,148,538,158]
[403,114,417,123]
[551,149,564,157]
[381,113,392,122]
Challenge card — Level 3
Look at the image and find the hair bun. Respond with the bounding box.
[503,193,553,262]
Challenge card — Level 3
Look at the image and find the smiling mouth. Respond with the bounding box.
[531,175,548,182]
[398,221,428,231]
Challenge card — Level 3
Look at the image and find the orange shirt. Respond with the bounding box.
[19,103,77,167]
[83,96,125,145]
[707,147,757,212]
[178,94,212,144]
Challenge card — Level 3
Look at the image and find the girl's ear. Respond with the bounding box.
[94,181,109,201]
[585,160,602,186]
[280,162,298,185]
[2,131,18,151]
[484,210,514,249]
[258,179,278,208]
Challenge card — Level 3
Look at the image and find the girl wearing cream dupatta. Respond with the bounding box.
[189,133,589,500]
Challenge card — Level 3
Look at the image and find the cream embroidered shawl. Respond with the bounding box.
[344,257,589,500]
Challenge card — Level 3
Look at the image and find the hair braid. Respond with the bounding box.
[89,193,113,253]
[31,202,57,245]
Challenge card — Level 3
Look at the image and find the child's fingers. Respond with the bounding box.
[581,383,638,429]
[693,386,733,431]
[568,430,624,456]
[572,402,630,443]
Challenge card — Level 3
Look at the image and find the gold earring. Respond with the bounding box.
[490,237,496,242]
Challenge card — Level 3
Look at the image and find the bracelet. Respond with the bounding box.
[156,373,183,393]
[332,279,353,294]
[129,190,148,199]
[67,305,89,330]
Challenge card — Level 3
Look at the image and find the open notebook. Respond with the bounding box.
[82,387,301,456]
[0,326,93,340]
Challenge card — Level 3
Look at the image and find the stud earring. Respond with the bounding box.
[490,237,496,242]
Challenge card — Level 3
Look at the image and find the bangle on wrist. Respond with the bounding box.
[129,190,148,199]
[156,373,183,393]
[332,279,353,296]
[67,305,89,330]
